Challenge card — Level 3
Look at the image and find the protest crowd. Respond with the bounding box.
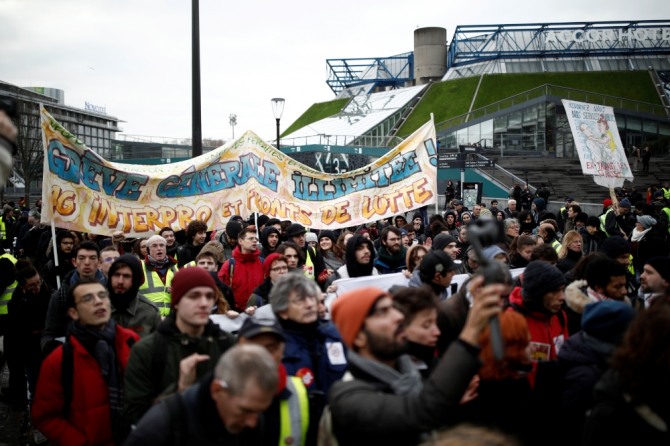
[1,181,670,446]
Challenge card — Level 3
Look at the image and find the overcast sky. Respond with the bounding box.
[1,0,666,142]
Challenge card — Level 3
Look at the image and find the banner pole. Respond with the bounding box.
[50,221,61,290]
[431,113,438,217]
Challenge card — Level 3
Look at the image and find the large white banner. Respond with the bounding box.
[561,100,633,188]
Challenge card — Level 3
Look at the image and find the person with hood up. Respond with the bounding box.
[259,225,281,258]
[107,254,160,338]
[507,261,569,386]
[326,234,378,288]
[42,230,76,290]
[531,197,546,224]
[247,253,289,308]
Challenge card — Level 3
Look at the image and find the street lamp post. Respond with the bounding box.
[229,113,237,139]
[271,98,285,150]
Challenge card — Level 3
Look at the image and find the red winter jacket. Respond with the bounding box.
[507,286,569,386]
[32,325,139,446]
[218,246,264,310]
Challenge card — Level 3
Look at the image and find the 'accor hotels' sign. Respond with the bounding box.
[545,28,670,44]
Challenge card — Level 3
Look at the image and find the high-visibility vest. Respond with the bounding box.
[279,376,310,446]
[138,263,177,317]
[0,219,6,243]
[662,188,670,200]
[663,208,670,235]
[0,253,18,315]
[304,249,315,280]
[599,209,616,237]
[551,239,561,253]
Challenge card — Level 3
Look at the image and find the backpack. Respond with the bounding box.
[61,335,136,416]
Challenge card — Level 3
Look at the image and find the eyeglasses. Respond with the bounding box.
[271,266,289,272]
[76,290,110,305]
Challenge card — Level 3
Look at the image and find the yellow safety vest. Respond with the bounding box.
[0,219,6,242]
[138,263,177,317]
[663,208,670,235]
[662,188,670,200]
[182,260,196,268]
[551,239,561,253]
[279,376,309,446]
[0,253,18,315]
[599,209,615,237]
[304,249,315,280]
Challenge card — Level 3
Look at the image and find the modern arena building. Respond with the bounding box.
[283,20,670,201]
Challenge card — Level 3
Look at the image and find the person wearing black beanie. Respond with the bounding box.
[507,261,569,379]
[107,254,160,338]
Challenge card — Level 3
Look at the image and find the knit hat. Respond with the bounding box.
[263,253,285,278]
[582,301,634,344]
[286,223,306,238]
[225,220,243,239]
[331,287,389,348]
[171,267,217,308]
[305,232,318,244]
[257,215,270,228]
[482,245,509,262]
[603,198,612,208]
[618,198,632,209]
[644,257,670,284]
[431,233,457,251]
[198,241,224,264]
[522,261,566,304]
[636,215,657,229]
[599,236,632,258]
[412,211,422,221]
[318,230,337,244]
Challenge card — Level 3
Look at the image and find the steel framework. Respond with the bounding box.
[326,53,413,95]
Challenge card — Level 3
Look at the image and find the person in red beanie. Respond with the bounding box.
[322,278,504,446]
[246,253,289,308]
[123,267,235,425]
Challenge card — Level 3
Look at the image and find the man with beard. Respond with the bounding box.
[637,257,670,310]
[259,225,281,258]
[328,234,378,283]
[138,235,179,318]
[107,255,160,338]
[178,220,208,267]
[374,227,407,274]
[325,281,503,445]
[42,231,76,290]
[159,227,180,260]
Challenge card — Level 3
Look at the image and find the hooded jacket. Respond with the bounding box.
[107,255,160,338]
[343,235,376,278]
[260,226,281,258]
[218,246,264,310]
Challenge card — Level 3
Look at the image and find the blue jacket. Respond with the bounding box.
[281,320,347,398]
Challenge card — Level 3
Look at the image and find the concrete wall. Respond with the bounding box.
[414,27,447,85]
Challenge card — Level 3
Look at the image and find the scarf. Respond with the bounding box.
[322,250,343,272]
[147,254,170,269]
[630,227,652,242]
[347,350,422,396]
[376,246,407,269]
[69,319,124,442]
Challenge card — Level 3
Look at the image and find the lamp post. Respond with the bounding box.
[229,113,237,139]
[271,98,285,150]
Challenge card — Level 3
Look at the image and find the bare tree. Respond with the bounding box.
[13,98,43,205]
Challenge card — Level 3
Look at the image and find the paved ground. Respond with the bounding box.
[0,355,39,446]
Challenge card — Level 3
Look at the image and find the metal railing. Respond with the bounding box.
[436,83,668,133]
[279,134,404,149]
[471,153,537,193]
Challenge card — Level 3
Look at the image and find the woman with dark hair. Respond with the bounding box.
[405,244,428,276]
[517,210,536,235]
[509,234,537,269]
[334,230,354,264]
[6,259,52,405]
[276,241,305,272]
[392,286,441,377]
[318,230,343,273]
[583,302,670,445]
[132,238,148,259]
[458,311,533,443]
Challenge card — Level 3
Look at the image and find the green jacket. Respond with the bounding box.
[111,294,161,339]
[123,314,235,425]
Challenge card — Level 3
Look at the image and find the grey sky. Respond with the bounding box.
[1,0,665,142]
